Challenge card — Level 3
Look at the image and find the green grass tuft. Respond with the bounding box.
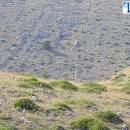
[64,99,96,109]
[53,102,71,111]
[49,80,77,91]
[112,73,126,83]
[82,83,107,93]
[95,111,123,124]
[70,117,110,130]
[18,77,53,89]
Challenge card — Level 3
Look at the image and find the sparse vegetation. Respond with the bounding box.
[49,125,65,130]
[54,103,71,111]
[1,0,130,129]
[0,126,17,130]
[70,117,110,130]
[49,80,77,90]
[112,73,126,82]
[47,102,71,113]
[14,98,38,111]
[122,81,130,94]
[0,69,129,130]
[82,83,107,93]
[18,77,53,89]
[18,82,30,88]
[95,111,123,124]
[64,99,96,109]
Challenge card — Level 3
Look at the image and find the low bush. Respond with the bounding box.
[14,98,38,111]
[82,83,107,93]
[18,77,53,89]
[70,117,110,130]
[53,102,71,111]
[95,111,123,124]
[49,80,77,91]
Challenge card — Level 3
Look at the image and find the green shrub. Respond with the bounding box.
[49,80,77,91]
[24,77,38,82]
[18,77,53,89]
[53,103,71,111]
[14,98,38,111]
[82,83,107,93]
[46,102,71,114]
[70,117,110,130]
[24,78,41,86]
[43,40,52,50]
[82,100,96,109]
[95,111,123,124]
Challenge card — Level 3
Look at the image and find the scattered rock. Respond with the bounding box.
[116,112,123,118]
[121,124,129,130]
[29,96,37,102]
[19,117,29,124]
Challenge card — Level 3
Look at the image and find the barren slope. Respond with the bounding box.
[0,0,130,80]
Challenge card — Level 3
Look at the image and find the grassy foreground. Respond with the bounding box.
[0,68,130,130]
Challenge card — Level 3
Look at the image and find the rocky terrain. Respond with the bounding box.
[1,67,130,129]
[0,0,130,81]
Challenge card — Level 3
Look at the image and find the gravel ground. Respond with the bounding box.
[0,0,130,81]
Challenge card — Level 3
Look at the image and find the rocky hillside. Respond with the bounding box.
[0,0,130,80]
[1,68,130,129]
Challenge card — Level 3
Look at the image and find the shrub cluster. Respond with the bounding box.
[70,117,110,130]
[49,80,77,91]
[18,77,52,89]
[14,98,38,111]
[95,111,123,124]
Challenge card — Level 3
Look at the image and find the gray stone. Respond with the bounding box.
[121,124,129,130]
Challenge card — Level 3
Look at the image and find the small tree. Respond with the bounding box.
[43,40,52,50]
